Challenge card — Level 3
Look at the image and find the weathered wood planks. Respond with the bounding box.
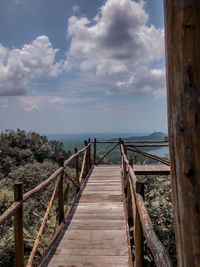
[132,164,170,175]
[41,165,132,267]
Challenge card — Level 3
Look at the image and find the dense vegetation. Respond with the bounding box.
[0,129,74,267]
[142,175,176,265]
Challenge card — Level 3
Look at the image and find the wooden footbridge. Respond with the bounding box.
[1,2,200,266]
[0,139,172,267]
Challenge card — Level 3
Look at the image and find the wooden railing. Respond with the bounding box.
[0,137,172,267]
[0,140,92,267]
[120,143,173,267]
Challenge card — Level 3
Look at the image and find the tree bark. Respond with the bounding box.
[164,1,200,266]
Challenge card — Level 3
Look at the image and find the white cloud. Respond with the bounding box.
[17,95,97,111]
[67,0,165,96]
[0,36,63,96]
[112,68,166,95]
[24,105,40,112]
[72,5,80,13]
[0,0,165,99]
[48,97,62,104]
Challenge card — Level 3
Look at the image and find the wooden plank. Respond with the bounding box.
[55,240,127,250]
[82,191,122,196]
[83,186,121,191]
[52,248,127,256]
[89,177,121,180]
[79,195,123,203]
[69,208,124,218]
[86,180,121,184]
[132,164,170,175]
[41,166,131,267]
[67,213,125,220]
[45,256,129,267]
[57,230,126,241]
[46,263,129,267]
[46,263,128,267]
[68,219,126,230]
[71,203,124,212]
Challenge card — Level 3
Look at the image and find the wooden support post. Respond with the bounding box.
[14,182,24,267]
[127,175,132,220]
[58,157,64,224]
[164,1,200,266]
[119,138,122,151]
[84,140,89,174]
[93,138,97,165]
[88,138,92,169]
[74,148,80,191]
[122,142,127,181]
[134,181,144,267]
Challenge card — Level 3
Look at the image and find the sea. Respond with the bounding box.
[46,133,169,158]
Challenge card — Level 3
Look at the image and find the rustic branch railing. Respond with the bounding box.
[120,144,173,267]
[126,145,170,166]
[27,178,60,267]
[96,143,119,165]
[92,138,169,167]
[0,141,91,267]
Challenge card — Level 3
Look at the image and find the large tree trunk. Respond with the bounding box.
[164,1,200,266]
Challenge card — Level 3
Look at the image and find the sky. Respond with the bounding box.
[0,0,167,134]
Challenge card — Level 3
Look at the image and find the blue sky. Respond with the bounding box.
[0,0,167,134]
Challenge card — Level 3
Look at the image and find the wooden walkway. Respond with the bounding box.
[41,165,132,267]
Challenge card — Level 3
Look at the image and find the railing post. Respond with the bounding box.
[119,137,122,148]
[58,157,64,224]
[121,141,127,181]
[134,181,144,267]
[127,174,132,221]
[119,138,122,171]
[84,140,89,174]
[74,148,80,191]
[14,182,24,267]
[93,138,97,165]
[88,138,92,169]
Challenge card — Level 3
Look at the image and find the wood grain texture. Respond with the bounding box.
[132,164,170,175]
[41,166,132,267]
[164,1,200,266]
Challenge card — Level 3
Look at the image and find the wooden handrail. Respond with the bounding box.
[128,166,172,267]
[96,143,119,165]
[121,145,173,267]
[126,146,170,166]
[63,142,90,168]
[0,141,92,267]
[0,167,63,226]
[0,143,91,225]
[14,183,24,267]
[127,143,169,148]
[65,172,79,189]
[92,140,168,144]
[79,148,87,183]
[26,178,60,267]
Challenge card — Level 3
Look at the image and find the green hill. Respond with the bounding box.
[125,132,167,141]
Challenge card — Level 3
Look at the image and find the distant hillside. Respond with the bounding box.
[124,132,167,141]
[110,132,167,141]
